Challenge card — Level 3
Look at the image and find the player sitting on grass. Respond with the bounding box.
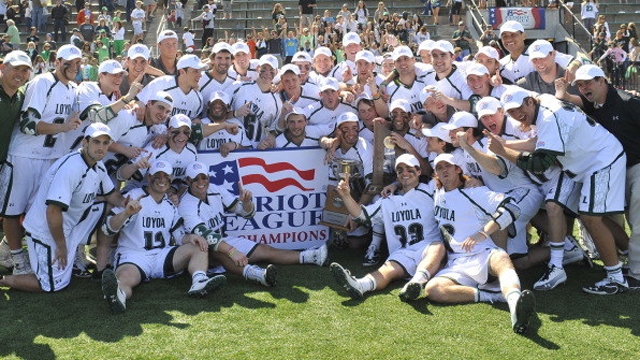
[178,162,328,287]
[329,154,445,300]
[101,160,226,314]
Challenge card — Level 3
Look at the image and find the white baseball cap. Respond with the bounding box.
[395,153,420,168]
[465,63,490,77]
[280,63,301,75]
[212,42,232,54]
[434,153,460,167]
[442,111,478,130]
[390,99,411,113]
[84,123,113,139]
[499,20,525,35]
[98,59,128,74]
[418,39,435,53]
[149,160,173,176]
[392,46,414,61]
[258,54,279,69]
[231,42,250,55]
[292,51,312,63]
[355,50,375,63]
[148,90,174,107]
[335,112,359,127]
[319,77,340,92]
[285,107,306,121]
[209,91,231,105]
[476,46,500,61]
[431,40,455,55]
[528,40,555,60]
[419,85,438,104]
[177,54,208,70]
[475,97,502,118]
[128,44,150,60]
[501,87,535,111]
[169,113,192,129]
[355,92,374,107]
[186,161,208,179]
[157,30,179,43]
[342,32,361,46]
[421,123,451,143]
[313,46,333,59]
[57,44,82,61]
[4,50,33,69]
[571,64,606,86]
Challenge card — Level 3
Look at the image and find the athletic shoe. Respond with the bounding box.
[330,262,364,300]
[563,236,593,268]
[102,269,126,314]
[533,265,567,291]
[624,275,640,290]
[12,251,32,275]
[263,264,277,286]
[582,276,629,295]
[512,290,536,334]
[244,264,277,286]
[0,238,13,269]
[188,275,227,298]
[398,281,426,302]
[302,244,328,266]
[362,245,380,267]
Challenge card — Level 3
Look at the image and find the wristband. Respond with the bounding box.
[227,247,238,258]
[479,231,489,240]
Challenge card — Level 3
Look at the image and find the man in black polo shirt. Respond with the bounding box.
[557,64,640,289]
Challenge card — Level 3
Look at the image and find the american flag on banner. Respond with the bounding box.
[209,157,316,195]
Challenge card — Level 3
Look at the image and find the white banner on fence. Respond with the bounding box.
[198,147,330,250]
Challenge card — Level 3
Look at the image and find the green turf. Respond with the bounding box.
[1,247,639,360]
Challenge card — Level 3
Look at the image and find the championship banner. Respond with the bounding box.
[489,7,546,30]
[198,147,330,250]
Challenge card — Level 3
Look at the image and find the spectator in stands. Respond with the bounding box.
[130,1,146,43]
[5,18,18,45]
[594,15,611,40]
[191,4,215,50]
[150,29,179,75]
[580,0,598,32]
[452,21,472,58]
[79,17,96,43]
[221,0,232,19]
[479,24,498,47]
[77,2,93,25]
[40,41,51,61]
[51,0,68,43]
[299,0,316,29]
[31,0,44,33]
[272,2,285,24]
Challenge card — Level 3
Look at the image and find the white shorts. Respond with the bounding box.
[542,170,580,216]
[26,230,87,292]
[114,246,179,280]
[388,241,441,277]
[578,152,626,215]
[133,22,144,35]
[0,155,54,217]
[505,186,544,256]
[434,248,503,287]
[225,236,259,256]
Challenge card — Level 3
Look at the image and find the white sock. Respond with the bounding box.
[549,242,564,268]
[505,289,521,315]
[357,274,377,293]
[604,262,624,283]
[410,270,431,284]
[192,271,207,283]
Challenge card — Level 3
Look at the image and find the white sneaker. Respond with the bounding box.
[563,236,593,268]
[362,245,380,267]
[582,276,629,295]
[301,244,328,266]
[245,264,277,287]
[12,250,32,275]
[398,281,426,302]
[533,265,567,291]
[72,245,93,278]
[188,275,226,298]
[0,238,13,269]
[330,262,364,300]
[102,269,126,314]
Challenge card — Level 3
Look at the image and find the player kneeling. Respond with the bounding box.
[100,160,225,314]
[421,154,537,334]
[329,154,445,300]
[177,162,328,287]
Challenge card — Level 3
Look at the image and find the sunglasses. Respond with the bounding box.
[170,130,192,136]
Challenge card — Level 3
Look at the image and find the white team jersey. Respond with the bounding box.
[112,187,184,252]
[198,71,236,104]
[415,62,435,76]
[500,51,574,83]
[136,75,204,118]
[124,143,198,189]
[23,151,115,240]
[9,72,77,159]
[386,77,428,114]
[361,182,440,254]
[280,84,322,110]
[131,8,145,23]
[329,59,356,82]
[308,71,330,86]
[304,100,358,126]
[66,81,117,151]
[433,186,507,256]
[329,137,374,184]
[227,60,259,82]
[358,125,374,145]
[231,81,283,146]
[178,186,240,236]
[275,124,333,148]
[534,94,624,181]
[197,118,251,152]
[422,65,474,103]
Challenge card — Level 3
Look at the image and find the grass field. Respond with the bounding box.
[1,246,640,360]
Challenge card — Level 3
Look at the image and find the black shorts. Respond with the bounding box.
[451,2,462,15]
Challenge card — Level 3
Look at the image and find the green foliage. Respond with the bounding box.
[1,248,640,360]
